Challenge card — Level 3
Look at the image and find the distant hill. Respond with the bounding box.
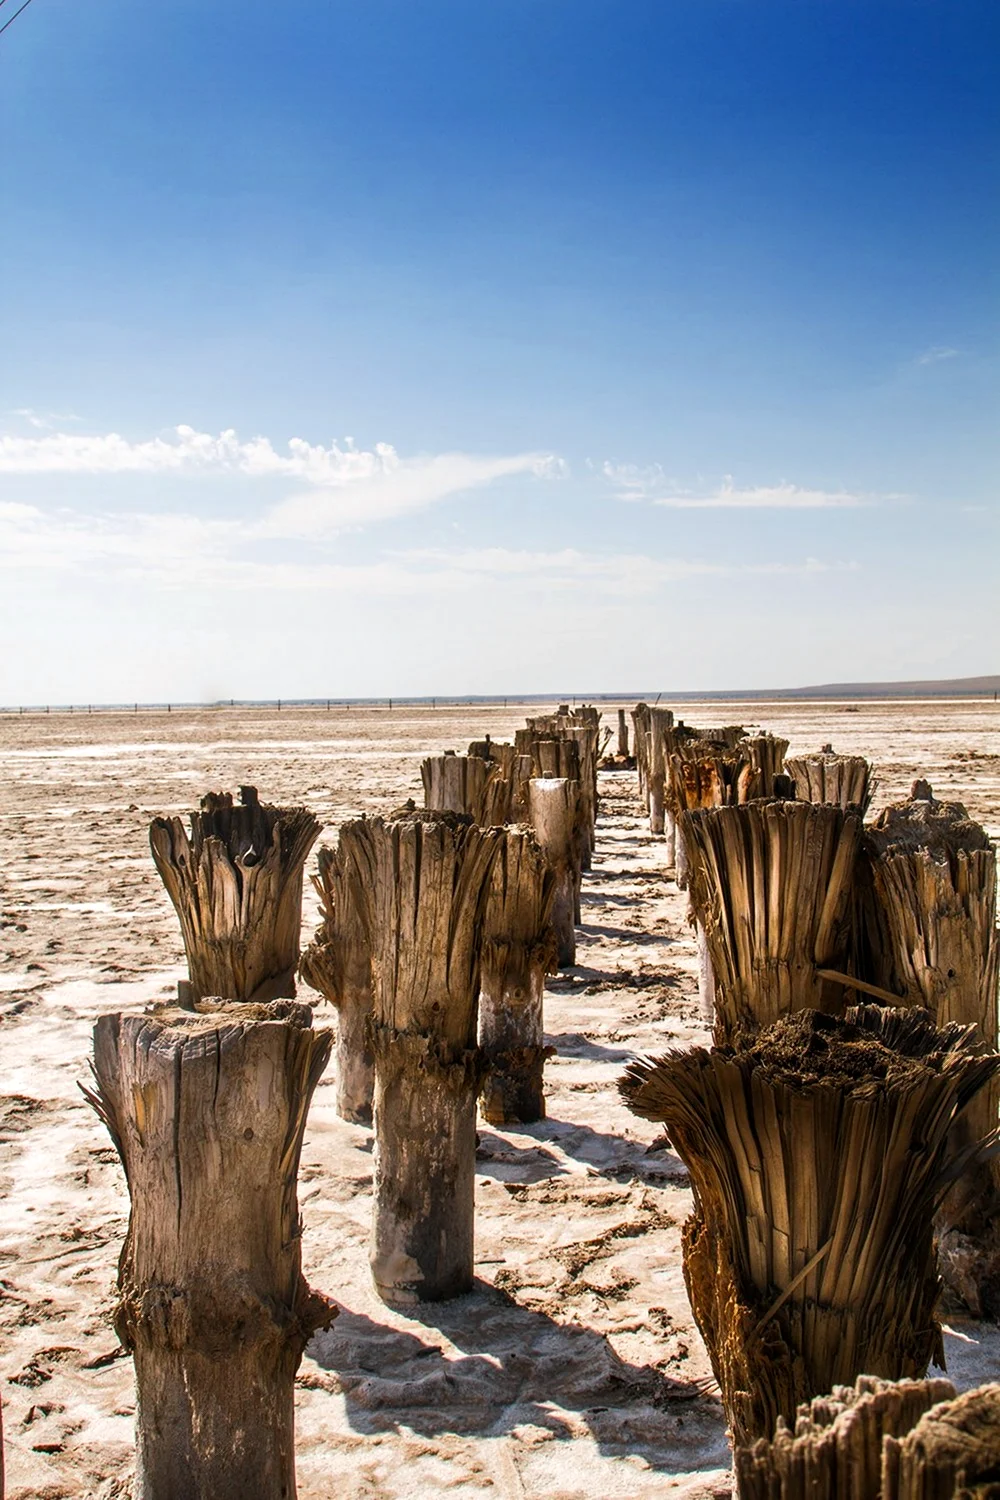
[744,674,1000,700]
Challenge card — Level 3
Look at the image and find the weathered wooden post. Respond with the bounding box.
[149,786,320,1002]
[85,1000,335,1500]
[617,708,629,758]
[740,733,791,799]
[734,1375,956,1500]
[528,777,578,967]
[632,702,651,803]
[421,752,498,820]
[299,823,377,1123]
[621,1005,1000,1447]
[644,706,674,836]
[786,752,874,812]
[479,828,556,1125]
[882,1383,1000,1499]
[862,785,1000,1315]
[368,811,503,1305]
[682,799,862,1040]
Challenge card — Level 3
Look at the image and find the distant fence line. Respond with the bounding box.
[0,696,601,716]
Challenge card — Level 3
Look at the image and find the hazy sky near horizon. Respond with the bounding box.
[1,0,997,702]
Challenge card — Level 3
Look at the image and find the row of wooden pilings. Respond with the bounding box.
[618,703,1000,1495]
[64,706,603,1498]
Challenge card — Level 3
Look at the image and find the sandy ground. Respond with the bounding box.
[0,697,998,1499]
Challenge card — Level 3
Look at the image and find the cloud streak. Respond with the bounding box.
[0,424,557,533]
[604,463,884,509]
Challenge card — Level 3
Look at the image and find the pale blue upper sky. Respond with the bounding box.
[1,0,996,701]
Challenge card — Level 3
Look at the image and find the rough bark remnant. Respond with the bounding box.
[299,823,377,1124]
[682,800,862,1041]
[528,777,579,967]
[786,753,875,813]
[734,1375,956,1500]
[149,786,320,1003]
[84,1000,335,1500]
[862,788,1000,1316]
[479,828,557,1125]
[620,1005,1000,1447]
[367,811,503,1306]
[882,1384,1000,1499]
[421,753,499,821]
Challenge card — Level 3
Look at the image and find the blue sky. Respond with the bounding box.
[1,0,996,701]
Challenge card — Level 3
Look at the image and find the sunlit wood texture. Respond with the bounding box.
[734,1375,955,1500]
[299,822,378,1123]
[528,777,580,967]
[632,701,651,802]
[682,800,862,1042]
[645,705,675,835]
[421,752,499,821]
[85,1000,335,1500]
[149,786,320,1003]
[367,811,503,1305]
[479,827,557,1125]
[862,788,1000,1315]
[786,753,875,812]
[620,1005,1000,1447]
[740,734,791,800]
[882,1384,1000,1499]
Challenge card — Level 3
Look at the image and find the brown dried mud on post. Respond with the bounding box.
[478,828,557,1126]
[881,1383,1000,1499]
[528,777,579,968]
[149,786,320,1002]
[84,1000,335,1500]
[682,800,862,1043]
[734,1374,956,1500]
[620,1005,1000,1448]
[299,823,377,1124]
[862,787,1000,1316]
[368,811,503,1307]
[785,753,875,813]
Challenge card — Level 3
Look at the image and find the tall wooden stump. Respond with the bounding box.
[368,811,503,1306]
[299,823,377,1123]
[740,734,791,800]
[479,829,556,1125]
[682,800,862,1041]
[863,787,1000,1315]
[632,702,651,802]
[149,786,320,1002]
[786,753,874,812]
[421,752,498,821]
[882,1383,1000,1499]
[85,1000,335,1500]
[617,708,629,758]
[620,1005,1000,1447]
[528,777,579,967]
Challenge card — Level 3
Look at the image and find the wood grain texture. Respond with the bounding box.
[620,1005,1000,1446]
[149,786,320,1003]
[85,1000,334,1500]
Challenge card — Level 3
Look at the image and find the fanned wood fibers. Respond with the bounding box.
[85,1000,335,1500]
[367,811,503,1305]
[735,1375,956,1500]
[149,786,320,1003]
[862,792,1000,1315]
[882,1383,1000,1499]
[299,822,377,1123]
[682,800,862,1041]
[620,1005,1000,1446]
[740,735,791,801]
[786,754,875,813]
[479,827,557,1124]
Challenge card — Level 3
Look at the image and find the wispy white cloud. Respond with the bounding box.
[915,346,959,367]
[0,502,853,594]
[603,462,884,509]
[0,424,558,534]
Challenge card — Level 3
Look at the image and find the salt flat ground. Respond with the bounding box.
[0,698,997,1499]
